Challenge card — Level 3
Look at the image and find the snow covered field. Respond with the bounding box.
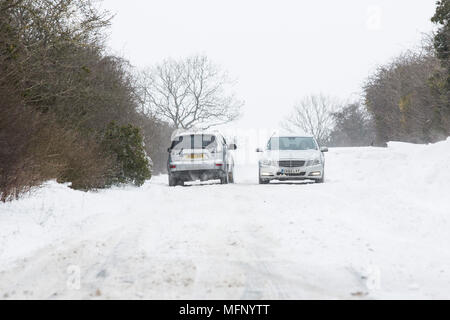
[1,139,449,299]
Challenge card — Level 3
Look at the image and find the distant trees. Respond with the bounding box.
[431,0,450,136]
[282,94,338,145]
[136,115,174,174]
[283,97,375,148]
[432,0,450,65]
[363,50,443,144]
[141,55,243,130]
[328,103,375,147]
[331,46,445,146]
[283,3,450,148]
[360,1,450,145]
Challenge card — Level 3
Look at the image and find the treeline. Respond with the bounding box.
[364,45,446,145]
[294,1,450,148]
[0,0,172,201]
[332,1,450,147]
[328,102,375,147]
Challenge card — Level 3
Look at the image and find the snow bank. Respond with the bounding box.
[0,138,449,299]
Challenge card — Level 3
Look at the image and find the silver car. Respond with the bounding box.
[167,130,237,186]
[257,136,328,184]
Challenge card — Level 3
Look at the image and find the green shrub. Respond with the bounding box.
[102,122,152,187]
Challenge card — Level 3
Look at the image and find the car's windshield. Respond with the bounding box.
[170,134,218,150]
[267,137,318,151]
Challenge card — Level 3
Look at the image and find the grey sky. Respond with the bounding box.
[102,0,436,131]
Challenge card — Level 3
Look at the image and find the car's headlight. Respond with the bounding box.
[260,159,277,166]
[307,158,321,166]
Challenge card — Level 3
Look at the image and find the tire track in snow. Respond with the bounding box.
[237,224,290,299]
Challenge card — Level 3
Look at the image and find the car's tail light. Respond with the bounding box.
[215,163,223,167]
[170,165,176,169]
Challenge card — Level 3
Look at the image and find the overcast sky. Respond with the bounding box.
[101,0,436,132]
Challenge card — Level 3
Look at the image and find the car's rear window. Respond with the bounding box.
[171,134,217,150]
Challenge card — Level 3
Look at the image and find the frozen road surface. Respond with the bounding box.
[1,140,450,299]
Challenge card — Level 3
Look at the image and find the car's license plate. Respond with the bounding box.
[282,168,302,174]
[186,154,203,159]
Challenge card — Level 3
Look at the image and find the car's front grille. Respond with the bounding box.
[285,172,306,177]
[278,160,305,168]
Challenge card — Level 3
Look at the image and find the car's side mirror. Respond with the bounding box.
[256,148,263,153]
[167,148,171,153]
[320,147,329,153]
[228,143,237,150]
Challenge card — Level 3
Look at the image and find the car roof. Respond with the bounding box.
[270,135,315,139]
[171,129,222,141]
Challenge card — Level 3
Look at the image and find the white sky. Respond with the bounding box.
[101,0,436,132]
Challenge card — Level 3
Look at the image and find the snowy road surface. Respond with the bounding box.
[1,140,450,299]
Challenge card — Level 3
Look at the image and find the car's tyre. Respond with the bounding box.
[228,169,235,184]
[315,171,325,184]
[168,174,178,187]
[220,169,229,184]
[259,171,269,184]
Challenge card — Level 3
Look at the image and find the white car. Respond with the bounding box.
[257,136,328,184]
[167,130,237,186]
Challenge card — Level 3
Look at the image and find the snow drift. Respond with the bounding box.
[0,138,449,299]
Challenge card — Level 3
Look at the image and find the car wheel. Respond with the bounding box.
[315,171,325,184]
[228,169,234,184]
[168,174,178,187]
[220,169,229,184]
[259,171,269,184]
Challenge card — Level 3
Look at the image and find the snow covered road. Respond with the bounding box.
[1,140,450,299]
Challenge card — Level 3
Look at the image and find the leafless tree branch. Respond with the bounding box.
[282,94,338,145]
[141,55,243,130]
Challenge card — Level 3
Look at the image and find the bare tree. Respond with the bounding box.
[282,94,338,145]
[141,55,243,129]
